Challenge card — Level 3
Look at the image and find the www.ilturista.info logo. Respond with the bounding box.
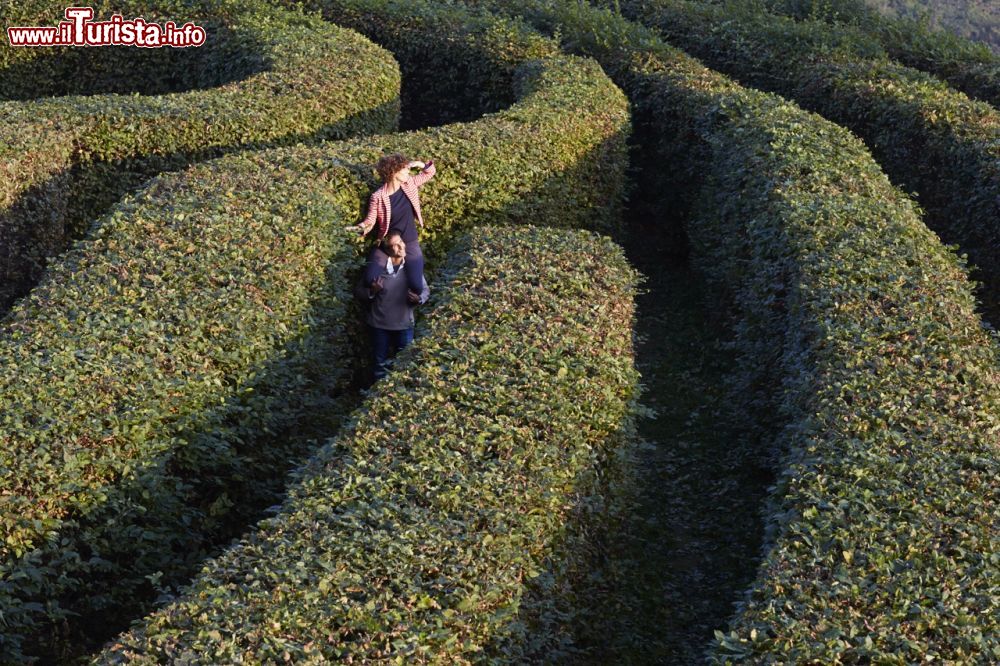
[6,6,206,47]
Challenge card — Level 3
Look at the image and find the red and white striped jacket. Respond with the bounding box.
[360,161,436,240]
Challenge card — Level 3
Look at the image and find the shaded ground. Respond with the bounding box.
[565,207,774,664]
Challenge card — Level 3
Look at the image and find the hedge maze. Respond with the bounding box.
[1,0,997,663]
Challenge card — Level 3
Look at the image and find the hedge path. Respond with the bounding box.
[5,0,998,662]
[613,0,1000,326]
[96,224,641,663]
[757,0,1000,108]
[464,0,1000,661]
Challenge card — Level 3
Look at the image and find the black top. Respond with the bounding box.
[387,187,418,242]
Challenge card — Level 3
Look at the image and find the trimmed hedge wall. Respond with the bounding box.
[615,0,1000,324]
[692,98,1000,665]
[0,0,630,660]
[0,153,369,663]
[464,0,1000,660]
[0,1,264,99]
[96,224,641,664]
[0,0,400,311]
[759,0,1000,107]
[276,0,558,129]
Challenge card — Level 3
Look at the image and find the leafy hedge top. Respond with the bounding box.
[697,97,1000,663]
[0,8,625,555]
[0,0,630,658]
[0,0,400,209]
[0,31,627,564]
[615,0,1000,320]
[274,0,631,255]
[466,0,1000,659]
[0,153,373,661]
[96,224,641,664]
[0,0,401,313]
[0,0,268,99]
[276,0,560,127]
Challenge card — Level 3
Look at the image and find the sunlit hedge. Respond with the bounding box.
[759,0,1000,107]
[616,0,1000,324]
[0,0,630,660]
[0,0,400,310]
[97,225,641,663]
[464,0,1000,660]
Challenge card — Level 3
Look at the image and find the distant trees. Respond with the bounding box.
[866,0,999,52]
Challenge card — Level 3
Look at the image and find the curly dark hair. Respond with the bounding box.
[375,152,410,184]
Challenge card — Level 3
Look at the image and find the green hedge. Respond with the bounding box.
[0,152,370,663]
[464,0,1000,660]
[692,99,1000,665]
[615,0,1000,323]
[276,0,557,129]
[95,224,641,664]
[0,0,400,311]
[758,0,1000,106]
[0,0,630,660]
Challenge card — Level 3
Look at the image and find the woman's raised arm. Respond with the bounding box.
[410,159,436,188]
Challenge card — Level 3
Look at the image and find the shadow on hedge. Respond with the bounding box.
[7,131,626,663]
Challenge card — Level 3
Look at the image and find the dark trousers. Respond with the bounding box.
[371,326,414,381]
[364,240,424,294]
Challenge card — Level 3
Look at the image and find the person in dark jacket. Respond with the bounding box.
[354,231,429,382]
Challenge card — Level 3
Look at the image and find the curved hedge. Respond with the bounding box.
[0,153,369,663]
[463,0,1000,660]
[615,0,1000,323]
[96,225,641,663]
[276,0,558,129]
[694,101,1000,664]
[758,0,1000,107]
[0,0,400,311]
[0,0,630,660]
[0,0,263,99]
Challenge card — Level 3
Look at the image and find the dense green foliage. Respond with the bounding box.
[616,0,1000,324]
[0,0,400,311]
[464,0,1000,660]
[3,0,997,661]
[0,150,371,663]
[0,0,630,659]
[693,96,1000,665]
[96,225,640,663]
[753,0,1000,106]
[276,0,556,129]
[728,0,999,55]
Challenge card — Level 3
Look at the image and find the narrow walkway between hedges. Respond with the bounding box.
[566,204,775,664]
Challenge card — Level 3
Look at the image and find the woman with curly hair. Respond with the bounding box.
[348,152,436,300]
